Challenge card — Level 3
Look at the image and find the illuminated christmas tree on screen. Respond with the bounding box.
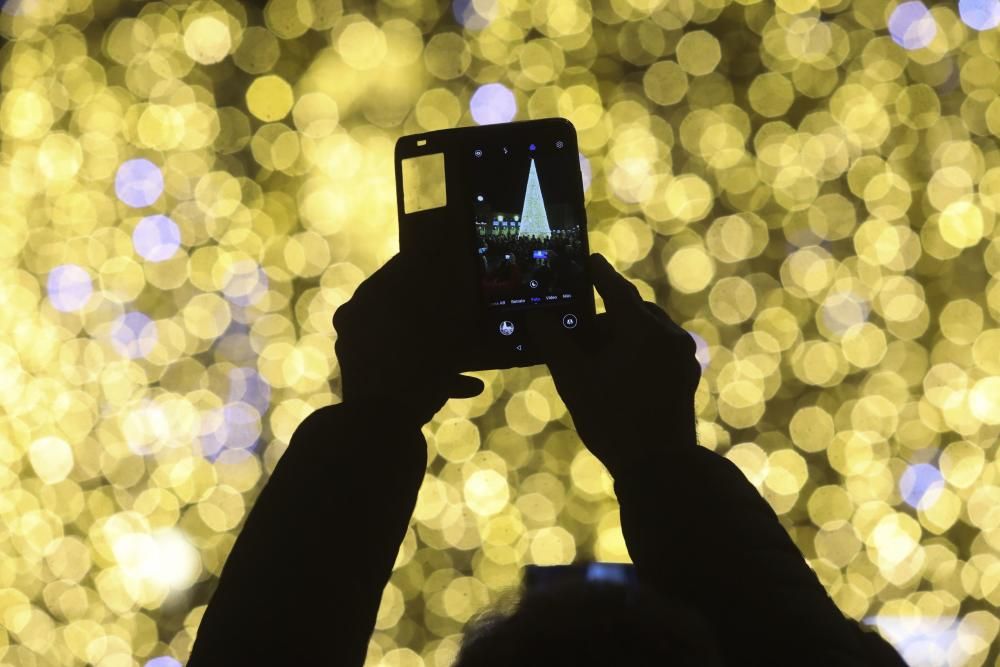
[517,158,551,238]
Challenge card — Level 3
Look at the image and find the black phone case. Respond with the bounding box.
[394,118,595,372]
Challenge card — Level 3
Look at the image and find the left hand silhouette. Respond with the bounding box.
[333,252,484,426]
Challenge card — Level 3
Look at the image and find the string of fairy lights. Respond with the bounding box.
[2,0,1000,664]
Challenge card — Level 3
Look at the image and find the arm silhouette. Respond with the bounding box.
[189,253,482,665]
[527,253,907,667]
[187,401,426,666]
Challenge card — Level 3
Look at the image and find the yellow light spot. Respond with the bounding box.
[0,89,53,139]
[464,470,509,517]
[939,200,984,249]
[643,60,688,106]
[182,293,232,340]
[664,174,713,222]
[246,75,295,122]
[184,16,232,65]
[676,31,721,76]
[790,406,834,453]
[748,73,794,118]
[969,377,1000,426]
[338,20,388,71]
[529,526,576,565]
[29,436,74,484]
[434,418,480,462]
[808,485,854,528]
[666,245,715,294]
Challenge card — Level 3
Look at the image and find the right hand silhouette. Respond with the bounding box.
[525,253,701,478]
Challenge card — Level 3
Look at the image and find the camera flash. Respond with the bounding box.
[476,195,484,201]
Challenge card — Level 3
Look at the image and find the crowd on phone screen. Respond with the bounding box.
[478,227,584,298]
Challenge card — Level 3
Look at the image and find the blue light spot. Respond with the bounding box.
[47,264,92,312]
[145,658,182,667]
[899,462,944,509]
[222,260,269,307]
[888,2,937,51]
[228,367,272,414]
[452,0,495,29]
[863,615,957,663]
[586,563,630,584]
[115,159,164,208]
[199,402,262,460]
[690,331,710,372]
[111,311,157,359]
[470,83,516,125]
[133,215,181,262]
[959,0,1000,30]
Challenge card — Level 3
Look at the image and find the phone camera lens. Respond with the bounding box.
[555,140,564,149]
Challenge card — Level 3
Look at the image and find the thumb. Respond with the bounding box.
[446,374,485,399]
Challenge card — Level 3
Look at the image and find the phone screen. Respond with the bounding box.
[468,139,588,312]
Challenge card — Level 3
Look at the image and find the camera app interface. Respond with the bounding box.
[470,140,587,311]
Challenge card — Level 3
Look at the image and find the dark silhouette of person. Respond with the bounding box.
[187,252,908,666]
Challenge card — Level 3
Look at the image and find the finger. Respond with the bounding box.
[332,254,402,332]
[331,301,350,335]
[641,302,697,356]
[446,374,485,399]
[644,301,698,354]
[589,254,644,320]
[591,311,614,343]
[643,301,687,336]
[523,310,586,380]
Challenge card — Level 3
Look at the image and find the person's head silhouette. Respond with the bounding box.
[452,578,723,667]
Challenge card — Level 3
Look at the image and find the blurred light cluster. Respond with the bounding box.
[2,0,1000,665]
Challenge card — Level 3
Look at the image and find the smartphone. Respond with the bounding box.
[394,118,595,371]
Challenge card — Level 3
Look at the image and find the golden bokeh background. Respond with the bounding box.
[3,0,1000,664]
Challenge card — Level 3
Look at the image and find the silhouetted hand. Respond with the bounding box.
[525,253,700,477]
[333,252,484,426]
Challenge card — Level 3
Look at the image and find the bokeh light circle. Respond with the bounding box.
[888,2,938,50]
[46,264,93,312]
[222,260,269,306]
[145,658,182,667]
[133,215,181,262]
[959,0,1000,30]
[110,311,158,359]
[246,75,295,122]
[900,462,945,509]
[470,83,516,125]
[452,0,496,30]
[184,16,232,65]
[115,159,165,208]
